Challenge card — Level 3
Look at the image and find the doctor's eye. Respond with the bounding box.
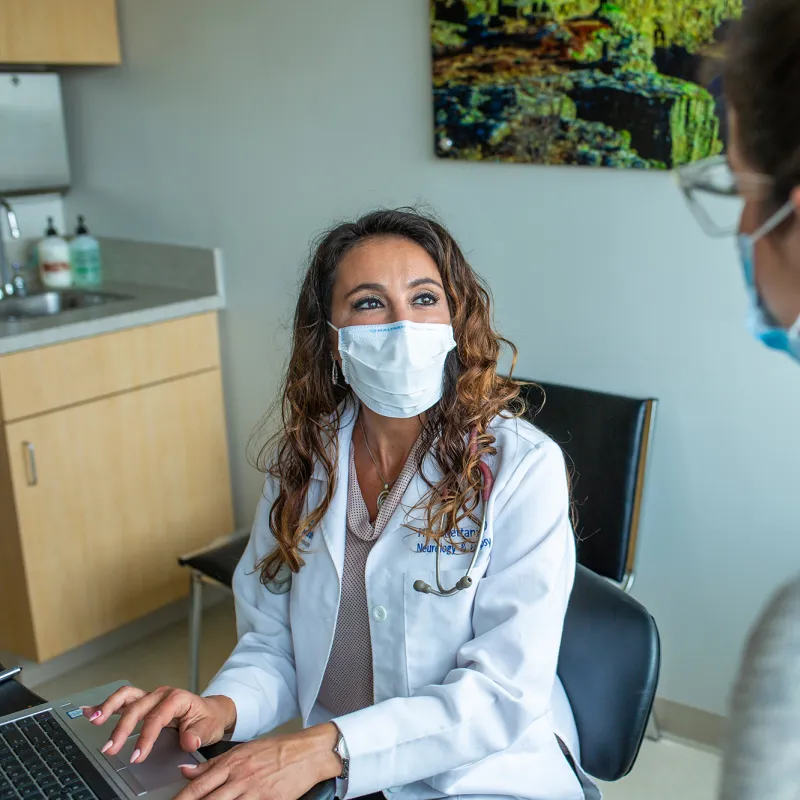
[412,291,440,307]
[353,295,384,312]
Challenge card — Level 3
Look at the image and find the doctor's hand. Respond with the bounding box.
[81,685,237,762]
[176,723,341,800]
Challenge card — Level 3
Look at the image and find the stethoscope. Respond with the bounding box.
[266,430,495,597]
[413,429,495,597]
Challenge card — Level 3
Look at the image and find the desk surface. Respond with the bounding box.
[0,667,44,718]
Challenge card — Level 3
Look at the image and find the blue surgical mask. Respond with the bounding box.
[737,200,800,362]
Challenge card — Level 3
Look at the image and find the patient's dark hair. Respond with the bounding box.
[725,0,800,206]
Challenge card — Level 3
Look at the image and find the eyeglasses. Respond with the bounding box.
[675,155,774,238]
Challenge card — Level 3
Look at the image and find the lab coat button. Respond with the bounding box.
[372,605,387,622]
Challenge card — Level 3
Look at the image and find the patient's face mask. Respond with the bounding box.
[677,153,800,363]
[328,319,456,418]
[737,201,800,364]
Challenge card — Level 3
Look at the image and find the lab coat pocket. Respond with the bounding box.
[403,569,477,693]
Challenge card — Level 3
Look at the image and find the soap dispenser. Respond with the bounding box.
[70,215,103,287]
[38,217,72,289]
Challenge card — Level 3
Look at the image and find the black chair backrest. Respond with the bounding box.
[557,565,660,781]
[517,380,657,586]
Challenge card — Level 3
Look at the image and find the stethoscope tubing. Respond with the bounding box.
[414,428,495,598]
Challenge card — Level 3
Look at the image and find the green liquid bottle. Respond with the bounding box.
[70,215,103,287]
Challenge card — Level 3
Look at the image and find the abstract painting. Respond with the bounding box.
[431,0,743,169]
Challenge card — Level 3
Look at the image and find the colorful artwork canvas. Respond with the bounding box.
[431,0,743,169]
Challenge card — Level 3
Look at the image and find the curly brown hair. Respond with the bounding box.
[254,208,524,584]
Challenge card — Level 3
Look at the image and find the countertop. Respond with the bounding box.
[0,281,223,355]
[0,238,224,355]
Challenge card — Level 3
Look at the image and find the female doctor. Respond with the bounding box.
[83,209,593,800]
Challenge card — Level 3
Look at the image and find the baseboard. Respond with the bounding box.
[0,587,227,691]
[654,697,727,751]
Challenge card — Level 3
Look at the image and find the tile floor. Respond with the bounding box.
[33,601,721,799]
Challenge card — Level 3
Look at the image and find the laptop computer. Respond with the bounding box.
[0,680,205,799]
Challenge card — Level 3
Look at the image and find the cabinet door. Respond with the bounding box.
[0,0,121,65]
[4,369,233,661]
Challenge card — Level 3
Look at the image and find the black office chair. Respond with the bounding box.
[183,548,660,784]
[517,380,657,591]
[179,532,250,694]
[559,564,659,781]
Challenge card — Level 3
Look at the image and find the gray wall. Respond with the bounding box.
[1,194,64,243]
[61,0,800,716]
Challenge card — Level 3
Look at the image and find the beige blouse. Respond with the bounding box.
[317,434,425,717]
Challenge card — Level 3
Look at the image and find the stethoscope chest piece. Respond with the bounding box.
[265,562,293,595]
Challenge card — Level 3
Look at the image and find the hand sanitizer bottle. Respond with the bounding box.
[70,215,103,287]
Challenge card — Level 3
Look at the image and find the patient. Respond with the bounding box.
[721,3,800,796]
[678,1,800,796]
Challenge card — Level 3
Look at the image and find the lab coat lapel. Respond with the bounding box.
[314,404,357,581]
[369,433,498,563]
[317,413,446,568]
[371,444,444,555]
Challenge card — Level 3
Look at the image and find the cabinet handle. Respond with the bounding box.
[23,441,37,486]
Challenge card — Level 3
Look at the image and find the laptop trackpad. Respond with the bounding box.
[116,729,200,791]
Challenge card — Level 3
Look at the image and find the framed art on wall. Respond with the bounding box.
[432,0,743,169]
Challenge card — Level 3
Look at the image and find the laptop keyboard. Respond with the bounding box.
[0,712,120,800]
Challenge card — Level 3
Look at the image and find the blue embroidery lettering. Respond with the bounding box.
[413,535,491,554]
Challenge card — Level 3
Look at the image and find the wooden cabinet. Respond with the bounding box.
[0,313,234,662]
[0,0,121,66]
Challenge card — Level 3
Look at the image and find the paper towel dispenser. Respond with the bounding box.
[0,72,70,196]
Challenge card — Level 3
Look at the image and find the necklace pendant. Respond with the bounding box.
[377,486,390,510]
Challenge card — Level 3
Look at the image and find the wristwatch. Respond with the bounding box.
[333,725,350,781]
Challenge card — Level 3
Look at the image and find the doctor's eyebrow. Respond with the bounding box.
[344,277,444,300]
[345,282,385,299]
[408,277,444,291]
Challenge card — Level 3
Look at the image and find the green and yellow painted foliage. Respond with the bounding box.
[432,0,742,168]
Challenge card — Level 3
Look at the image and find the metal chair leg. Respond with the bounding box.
[645,709,662,742]
[189,571,204,695]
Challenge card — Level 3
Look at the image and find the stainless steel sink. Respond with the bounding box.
[0,290,132,322]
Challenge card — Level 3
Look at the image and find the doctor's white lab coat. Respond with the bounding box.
[204,407,594,800]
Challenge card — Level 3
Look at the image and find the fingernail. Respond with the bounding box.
[90,711,102,721]
[179,763,198,770]
[193,736,202,751]
[130,749,141,764]
[100,741,113,754]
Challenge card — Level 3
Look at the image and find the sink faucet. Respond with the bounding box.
[0,199,23,298]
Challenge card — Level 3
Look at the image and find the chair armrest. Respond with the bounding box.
[558,565,660,781]
[300,778,336,800]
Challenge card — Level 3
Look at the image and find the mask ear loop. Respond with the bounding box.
[788,314,800,341]
[743,199,800,340]
[328,321,345,385]
[751,199,796,243]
